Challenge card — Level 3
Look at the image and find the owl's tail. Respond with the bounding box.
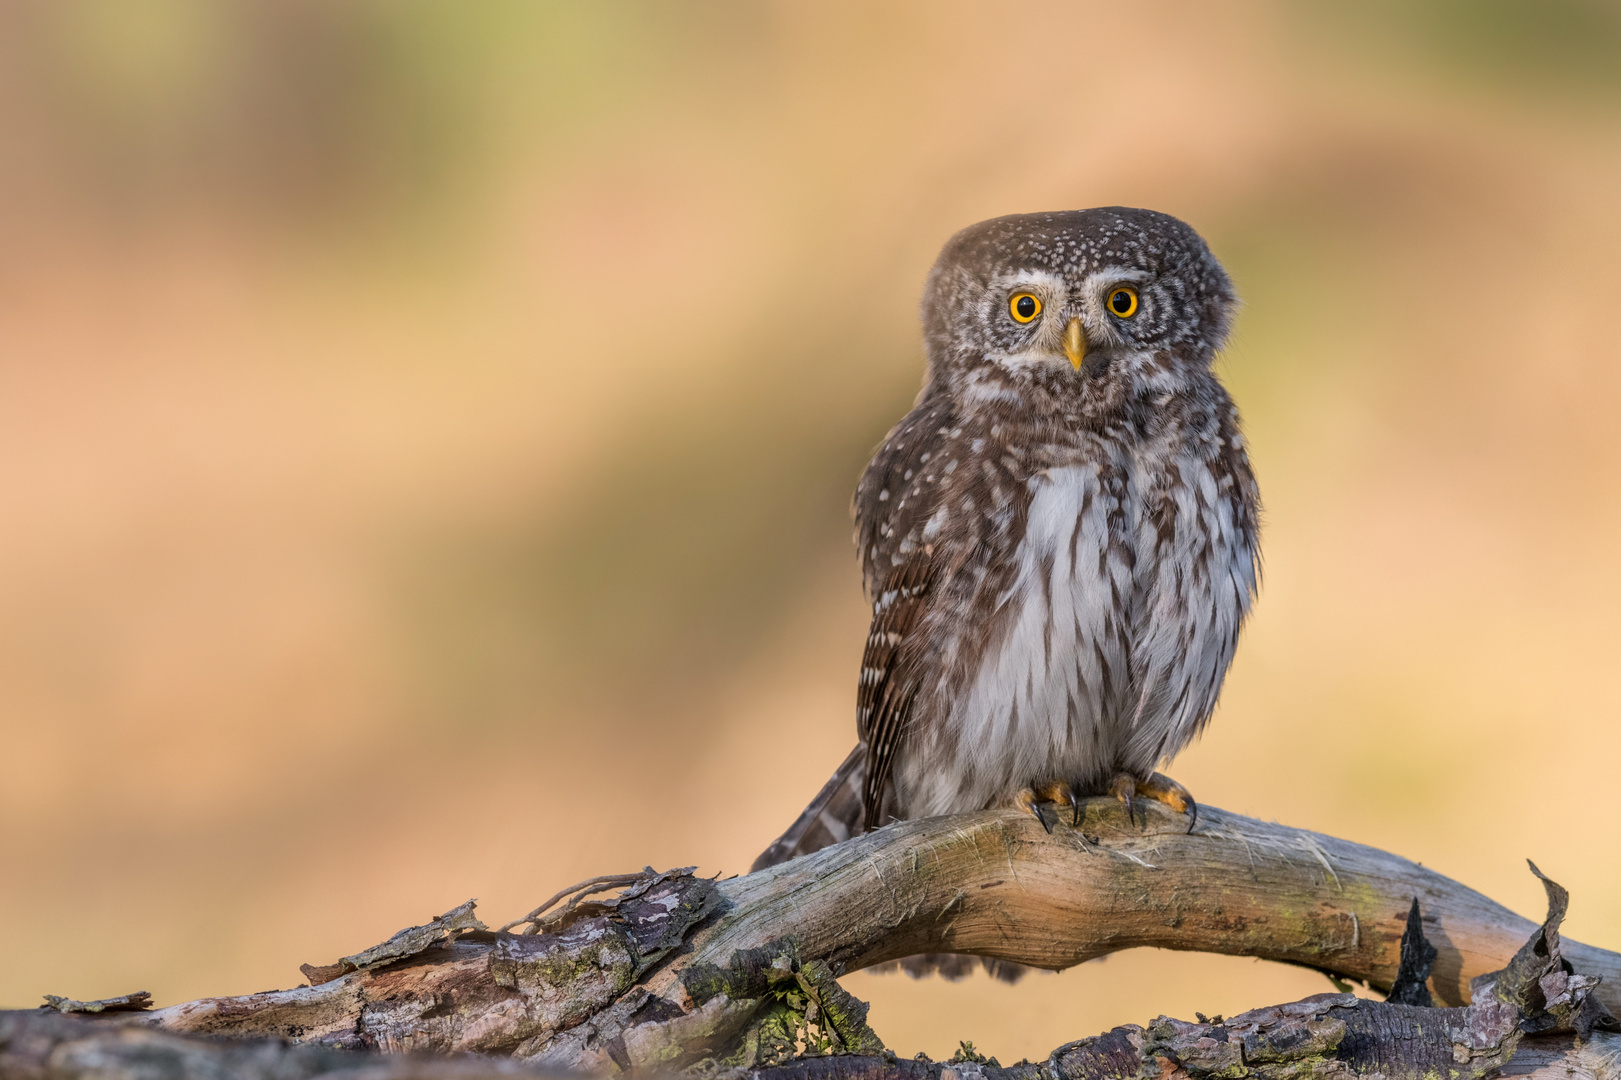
[749,743,1031,984]
[750,744,868,872]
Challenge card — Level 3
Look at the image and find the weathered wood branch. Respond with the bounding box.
[659,800,1621,1013]
[10,800,1620,1078]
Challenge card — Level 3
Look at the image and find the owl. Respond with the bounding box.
[754,207,1260,874]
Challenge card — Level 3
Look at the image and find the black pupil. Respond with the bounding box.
[1015,295,1037,319]
[1111,291,1131,314]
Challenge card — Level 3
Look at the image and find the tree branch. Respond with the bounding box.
[663,800,1620,1013]
[12,800,1619,1077]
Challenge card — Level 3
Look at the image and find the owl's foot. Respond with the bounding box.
[1016,780,1082,833]
[1109,771,1198,833]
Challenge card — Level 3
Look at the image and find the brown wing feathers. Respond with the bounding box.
[750,558,934,870]
[754,395,949,866]
[858,560,933,831]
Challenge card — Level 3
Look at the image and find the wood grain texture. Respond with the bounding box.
[665,800,1618,1016]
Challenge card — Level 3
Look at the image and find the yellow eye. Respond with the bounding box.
[1009,292,1041,323]
[1107,286,1139,318]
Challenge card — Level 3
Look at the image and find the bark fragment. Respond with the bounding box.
[1384,897,1438,1007]
[301,899,487,986]
[39,991,152,1014]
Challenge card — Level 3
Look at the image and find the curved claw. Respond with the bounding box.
[1108,773,1141,828]
[1018,781,1085,838]
[1016,787,1055,833]
[1126,771,1199,833]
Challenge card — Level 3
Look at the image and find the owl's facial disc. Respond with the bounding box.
[983,269,1143,375]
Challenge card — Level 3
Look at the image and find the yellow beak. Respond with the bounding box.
[1063,317,1088,370]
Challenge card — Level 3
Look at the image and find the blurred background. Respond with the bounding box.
[3,0,1620,1061]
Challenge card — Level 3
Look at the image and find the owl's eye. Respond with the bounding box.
[1107,287,1139,318]
[1009,292,1041,323]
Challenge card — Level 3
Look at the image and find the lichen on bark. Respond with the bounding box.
[681,937,885,1069]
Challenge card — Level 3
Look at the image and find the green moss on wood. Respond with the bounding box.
[681,938,884,1069]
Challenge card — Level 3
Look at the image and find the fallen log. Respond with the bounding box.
[8,799,1619,1077]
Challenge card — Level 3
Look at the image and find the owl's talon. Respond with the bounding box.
[1139,771,1198,834]
[1015,786,1048,831]
[1018,780,1079,835]
[1109,773,1140,827]
[1110,771,1198,832]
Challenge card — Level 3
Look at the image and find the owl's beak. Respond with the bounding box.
[1063,317,1088,370]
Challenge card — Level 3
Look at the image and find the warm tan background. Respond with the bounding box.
[3,0,1620,1062]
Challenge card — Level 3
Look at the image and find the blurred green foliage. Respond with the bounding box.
[23,2,697,233]
[1307,0,1621,99]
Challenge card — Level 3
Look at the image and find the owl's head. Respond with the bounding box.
[920,207,1235,400]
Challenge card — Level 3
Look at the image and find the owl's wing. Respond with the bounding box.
[852,387,955,831]
[854,558,1031,984]
[751,580,931,865]
[858,558,933,831]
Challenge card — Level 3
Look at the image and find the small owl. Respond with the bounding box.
[755,207,1260,873]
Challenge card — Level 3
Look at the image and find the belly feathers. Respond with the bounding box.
[910,457,1251,816]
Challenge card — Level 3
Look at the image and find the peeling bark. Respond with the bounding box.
[7,801,1619,1079]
